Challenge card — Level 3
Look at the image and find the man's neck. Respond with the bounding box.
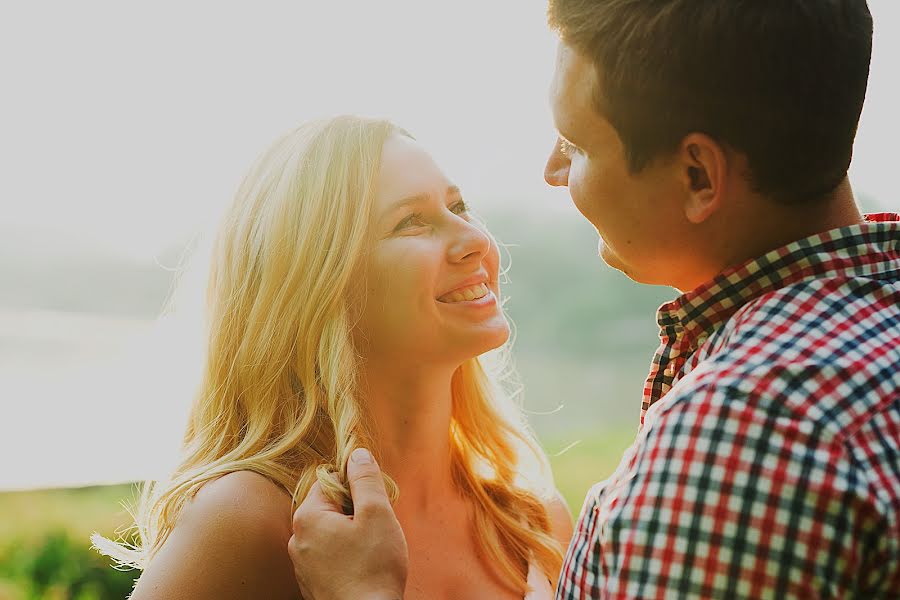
[680,178,863,292]
[743,178,862,255]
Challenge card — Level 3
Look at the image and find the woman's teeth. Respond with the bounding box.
[440,283,490,303]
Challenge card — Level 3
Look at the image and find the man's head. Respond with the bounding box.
[545,0,873,290]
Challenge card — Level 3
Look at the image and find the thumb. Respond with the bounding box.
[346,448,391,517]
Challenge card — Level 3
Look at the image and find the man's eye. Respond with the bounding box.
[559,138,578,158]
[395,213,425,231]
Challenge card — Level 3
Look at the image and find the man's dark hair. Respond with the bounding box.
[548,0,873,204]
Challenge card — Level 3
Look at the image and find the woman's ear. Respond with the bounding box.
[679,133,728,224]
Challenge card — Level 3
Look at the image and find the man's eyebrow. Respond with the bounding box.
[557,127,581,148]
[552,106,585,148]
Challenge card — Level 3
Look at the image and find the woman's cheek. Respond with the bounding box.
[485,239,501,279]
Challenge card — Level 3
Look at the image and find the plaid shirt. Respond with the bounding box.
[557,214,900,599]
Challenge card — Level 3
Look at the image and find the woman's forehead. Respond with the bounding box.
[375,135,453,210]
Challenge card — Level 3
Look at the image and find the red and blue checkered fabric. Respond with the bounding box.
[557,214,900,599]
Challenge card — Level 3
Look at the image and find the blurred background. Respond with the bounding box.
[1,1,896,597]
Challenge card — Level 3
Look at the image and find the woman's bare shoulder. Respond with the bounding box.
[190,470,294,530]
[544,489,575,550]
[130,470,298,599]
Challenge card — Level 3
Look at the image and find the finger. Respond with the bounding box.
[303,481,343,512]
[292,481,342,529]
[346,448,391,518]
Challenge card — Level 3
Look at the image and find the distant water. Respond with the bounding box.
[0,308,197,491]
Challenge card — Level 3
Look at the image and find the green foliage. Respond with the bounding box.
[0,485,138,599]
[0,530,136,600]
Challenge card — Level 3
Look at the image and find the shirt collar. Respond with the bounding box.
[655,213,900,352]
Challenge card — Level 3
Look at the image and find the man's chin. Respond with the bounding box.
[598,242,625,272]
[598,244,644,283]
[598,241,686,288]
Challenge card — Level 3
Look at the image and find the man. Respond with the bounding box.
[289,1,899,598]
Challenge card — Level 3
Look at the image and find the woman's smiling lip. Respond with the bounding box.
[436,273,490,300]
[436,288,498,308]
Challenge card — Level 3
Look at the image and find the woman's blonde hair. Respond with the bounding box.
[94,115,563,593]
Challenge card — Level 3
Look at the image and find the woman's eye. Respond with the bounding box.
[393,201,468,233]
[451,200,469,215]
[395,213,425,232]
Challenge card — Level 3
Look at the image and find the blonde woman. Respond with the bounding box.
[95,115,573,599]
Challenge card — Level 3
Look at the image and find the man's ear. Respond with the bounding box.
[678,133,728,224]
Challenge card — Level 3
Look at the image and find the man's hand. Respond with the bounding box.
[288,448,408,600]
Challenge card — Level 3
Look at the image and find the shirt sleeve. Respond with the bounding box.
[588,382,887,599]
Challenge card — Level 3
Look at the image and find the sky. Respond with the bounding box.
[0,0,897,263]
[0,1,897,490]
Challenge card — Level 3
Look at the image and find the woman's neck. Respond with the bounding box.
[360,362,459,513]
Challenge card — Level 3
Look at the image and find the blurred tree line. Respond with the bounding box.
[481,207,673,434]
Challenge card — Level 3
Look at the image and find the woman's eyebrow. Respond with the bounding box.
[379,186,462,223]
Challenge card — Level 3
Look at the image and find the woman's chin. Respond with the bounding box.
[435,321,511,364]
[468,320,512,356]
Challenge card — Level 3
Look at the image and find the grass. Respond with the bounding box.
[0,485,138,547]
[543,427,636,513]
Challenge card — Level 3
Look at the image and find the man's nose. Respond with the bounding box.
[544,140,570,187]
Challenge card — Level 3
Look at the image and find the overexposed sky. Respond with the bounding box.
[0,1,559,260]
[0,0,897,262]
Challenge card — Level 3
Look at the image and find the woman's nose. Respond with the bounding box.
[544,139,570,187]
[447,218,492,264]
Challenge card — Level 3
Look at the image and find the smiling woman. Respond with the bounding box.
[92,115,571,600]
[356,134,511,372]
